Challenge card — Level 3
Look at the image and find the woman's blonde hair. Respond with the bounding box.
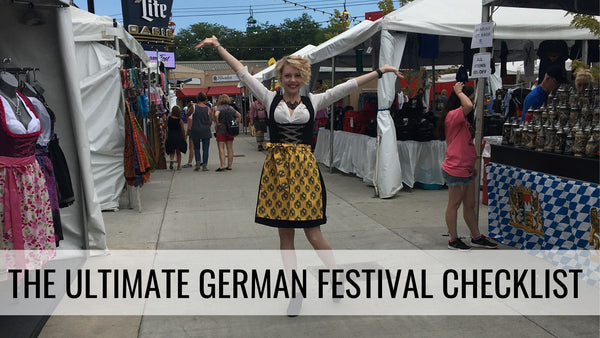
[217,94,231,106]
[274,55,311,87]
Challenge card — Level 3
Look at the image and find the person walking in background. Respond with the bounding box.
[187,92,213,171]
[249,98,268,151]
[214,94,241,172]
[436,82,497,251]
[165,106,187,170]
[196,35,403,315]
[183,102,195,168]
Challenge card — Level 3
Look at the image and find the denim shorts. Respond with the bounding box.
[442,169,474,186]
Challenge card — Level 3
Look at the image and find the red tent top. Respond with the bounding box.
[206,85,244,97]
[176,88,207,98]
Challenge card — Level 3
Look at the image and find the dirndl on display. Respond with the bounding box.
[255,143,327,228]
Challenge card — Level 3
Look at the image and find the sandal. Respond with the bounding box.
[216,168,226,172]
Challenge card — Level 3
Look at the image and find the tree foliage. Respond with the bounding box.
[322,9,350,40]
[377,0,394,15]
[568,13,600,37]
[378,0,413,14]
[174,13,324,61]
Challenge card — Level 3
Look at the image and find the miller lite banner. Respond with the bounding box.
[121,0,174,50]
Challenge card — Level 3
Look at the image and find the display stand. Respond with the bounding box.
[315,129,446,188]
[487,144,599,250]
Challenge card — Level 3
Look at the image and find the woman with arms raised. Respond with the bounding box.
[196,35,403,315]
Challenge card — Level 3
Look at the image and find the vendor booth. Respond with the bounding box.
[71,6,151,211]
[256,0,597,198]
[481,0,600,250]
[0,0,107,250]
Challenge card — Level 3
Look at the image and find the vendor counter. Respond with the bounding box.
[487,144,600,250]
[314,129,446,188]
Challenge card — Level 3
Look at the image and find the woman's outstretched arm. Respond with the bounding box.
[353,64,403,87]
[195,35,244,72]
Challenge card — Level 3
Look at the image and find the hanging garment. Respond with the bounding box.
[30,96,63,245]
[124,102,151,187]
[47,134,75,208]
[0,93,55,252]
[501,41,509,78]
[523,41,535,78]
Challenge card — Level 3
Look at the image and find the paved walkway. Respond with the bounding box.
[39,134,598,337]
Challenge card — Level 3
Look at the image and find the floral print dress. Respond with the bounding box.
[0,92,55,255]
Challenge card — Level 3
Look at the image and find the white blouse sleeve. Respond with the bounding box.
[309,79,358,111]
[236,66,276,109]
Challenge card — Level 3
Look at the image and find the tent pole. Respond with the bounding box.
[474,4,491,229]
[432,59,435,112]
[329,56,335,173]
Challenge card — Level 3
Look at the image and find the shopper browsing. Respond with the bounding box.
[436,82,497,251]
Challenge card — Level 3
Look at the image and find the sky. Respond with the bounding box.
[72,0,383,33]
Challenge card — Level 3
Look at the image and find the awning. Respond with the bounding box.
[176,88,207,98]
[206,85,244,97]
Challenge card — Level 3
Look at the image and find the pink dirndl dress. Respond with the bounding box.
[0,92,56,260]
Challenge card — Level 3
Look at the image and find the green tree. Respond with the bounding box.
[174,23,235,61]
[568,13,600,37]
[173,14,324,61]
[377,0,394,15]
[323,9,350,40]
[378,0,413,14]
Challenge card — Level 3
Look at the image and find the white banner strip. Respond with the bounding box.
[0,250,598,316]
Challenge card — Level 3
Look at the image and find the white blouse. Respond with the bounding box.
[236,66,357,124]
[1,94,40,135]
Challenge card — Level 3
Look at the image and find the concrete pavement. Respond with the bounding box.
[39,133,599,338]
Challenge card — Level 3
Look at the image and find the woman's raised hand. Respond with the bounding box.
[453,82,464,95]
[195,35,219,50]
[381,64,404,78]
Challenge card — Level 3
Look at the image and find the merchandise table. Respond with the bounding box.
[487,144,600,250]
[314,129,446,188]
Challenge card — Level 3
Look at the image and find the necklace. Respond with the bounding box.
[285,100,300,110]
[14,96,21,118]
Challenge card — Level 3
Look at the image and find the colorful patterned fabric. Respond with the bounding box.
[35,148,63,245]
[487,162,599,250]
[255,143,326,228]
[1,155,55,251]
[124,102,151,187]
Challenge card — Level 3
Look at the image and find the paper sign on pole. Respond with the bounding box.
[471,53,491,78]
[471,22,494,49]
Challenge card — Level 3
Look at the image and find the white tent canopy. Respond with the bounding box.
[302,0,598,197]
[377,0,597,197]
[244,0,598,198]
[71,7,149,211]
[71,7,149,62]
[0,0,106,249]
[382,0,597,40]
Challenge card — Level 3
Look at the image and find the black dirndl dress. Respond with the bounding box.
[254,96,326,228]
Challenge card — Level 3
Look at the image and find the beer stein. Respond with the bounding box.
[573,128,587,157]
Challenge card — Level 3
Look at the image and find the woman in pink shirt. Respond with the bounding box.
[437,82,497,251]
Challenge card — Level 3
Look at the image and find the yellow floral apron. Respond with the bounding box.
[255,143,326,228]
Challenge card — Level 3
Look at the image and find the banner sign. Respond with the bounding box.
[121,0,174,49]
[471,52,491,78]
[145,51,176,68]
[471,22,494,49]
[212,74,239,82]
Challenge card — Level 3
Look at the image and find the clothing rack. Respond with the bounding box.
[2,67,40,74]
